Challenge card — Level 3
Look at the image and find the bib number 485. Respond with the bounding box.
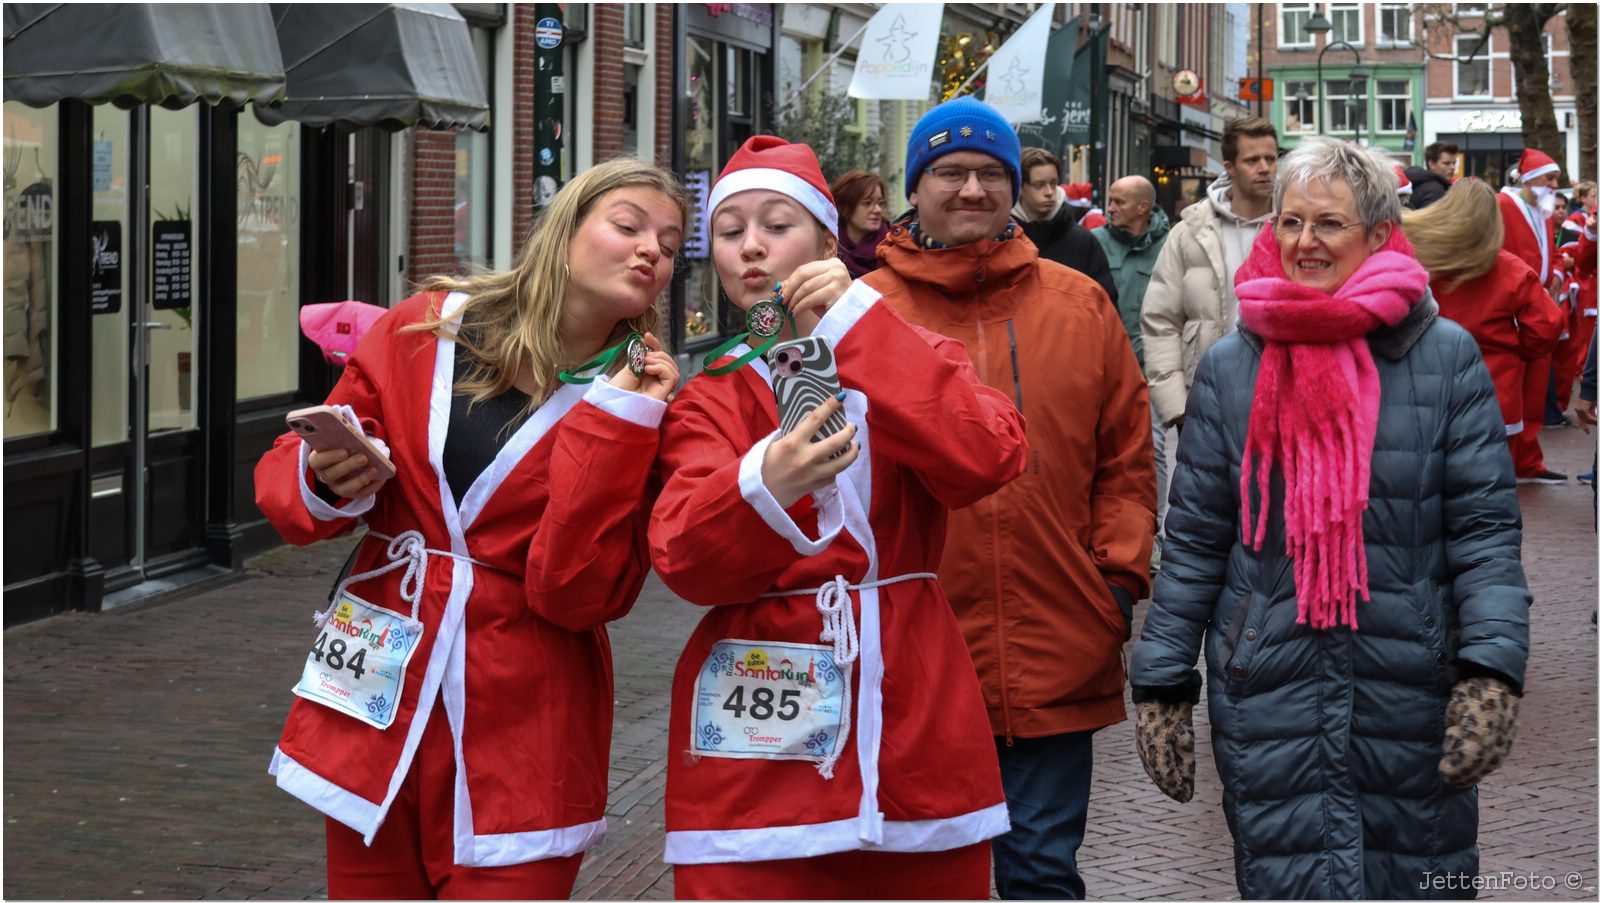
[722,686,800,721]
[310,633,368,680]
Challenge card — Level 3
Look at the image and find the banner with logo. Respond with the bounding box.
[982,3,1054,125]
[1017,19,1091,154]
[847,3,944,100]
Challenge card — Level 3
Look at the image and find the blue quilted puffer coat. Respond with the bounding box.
[1130,297,1532,900]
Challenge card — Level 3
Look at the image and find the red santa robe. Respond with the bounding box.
[650,282,1027,872]
[1554,226,1599,409]
[254,291,662,867]
[1497,189,1562,473]
[1431,251,1563,435]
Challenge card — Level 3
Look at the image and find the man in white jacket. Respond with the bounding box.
[1140,116,1279,431]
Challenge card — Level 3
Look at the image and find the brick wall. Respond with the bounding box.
[657,4,674,165]
[409,128,458,284]
[512,4,540,246]
[593,4,626,161]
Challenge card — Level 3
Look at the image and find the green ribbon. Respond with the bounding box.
[557,332,644,385]
[701,286,793,377]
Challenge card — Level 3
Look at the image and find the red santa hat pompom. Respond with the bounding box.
[1518,148,1560,183]
[1064,183,1093,208]
[707,135,838,234]
[1394,165,1412,197]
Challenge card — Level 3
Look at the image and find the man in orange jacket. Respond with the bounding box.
[862,96,1156,900]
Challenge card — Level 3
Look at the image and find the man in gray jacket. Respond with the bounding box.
[1140,116,1278,431]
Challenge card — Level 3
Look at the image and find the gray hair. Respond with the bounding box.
[1273,137,1402,229]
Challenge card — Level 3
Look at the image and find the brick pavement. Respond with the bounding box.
[4,427,1595,900]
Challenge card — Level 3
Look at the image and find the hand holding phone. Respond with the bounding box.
[287,405,396,495]
[761,336,858,508]
[769,336,849,446]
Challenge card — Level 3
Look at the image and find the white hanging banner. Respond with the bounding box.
[982,3,1055,124]
[847,3,945,100]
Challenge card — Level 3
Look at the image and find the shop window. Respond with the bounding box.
[1284,81,1318,132]
[1324,79,1365,134]
[1280,3,1317,49]
[455,26,492,273]
[1455,34,1490,98]
[1330,3,1362,45]
[148,106,200,432]
[1376,80,1411,133]
[1378,4,1412,45]
[91,106,130,446]
[236,115,301,400]
[682,36,720,344]
[3,101,58,440]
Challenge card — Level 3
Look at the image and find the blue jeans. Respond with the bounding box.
[991,730,1095,900]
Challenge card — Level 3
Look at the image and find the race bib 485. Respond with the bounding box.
[691,639,847,762]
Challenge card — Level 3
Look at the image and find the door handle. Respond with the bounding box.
[140,322,174,330]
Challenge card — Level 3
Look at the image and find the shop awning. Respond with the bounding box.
[3,3,287,109]
[254,3,489,131]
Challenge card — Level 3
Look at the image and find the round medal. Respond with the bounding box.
[625,334,648,377]
[748,299,785,338]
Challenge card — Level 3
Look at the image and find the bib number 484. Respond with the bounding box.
[310,633,368,680]
[722,686,801,721]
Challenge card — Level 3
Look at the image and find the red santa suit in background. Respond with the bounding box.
[649,139,1028,898]
[254,291,663,898]
[1495,148,1563,478]
[1553,229,1599,411]
[1431,251,1564,439]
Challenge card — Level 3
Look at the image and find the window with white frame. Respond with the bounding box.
[1453,2,1485,16]
[1509,33,1555,95]
[1376,79,1411,132]
[1330,3,1362,45]
[1455,33,1490,97]
[1378,4,1411,45]
[1280,3,1317,48]
[621,4,654,161]
[1284,80,1318,131]
[1325,78,1366,133]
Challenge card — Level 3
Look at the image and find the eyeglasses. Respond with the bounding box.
[925,165,1011,191]
[1274,216,1365,241]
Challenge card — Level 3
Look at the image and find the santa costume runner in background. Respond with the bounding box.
[650,138,1027,899]
[1496,148,1564,476]
[1553,227,1599,412]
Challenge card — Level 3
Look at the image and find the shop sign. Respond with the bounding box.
[1459,110,1521,132]
[91,220,122,314]
[687,2,773,49]
[683,171,711,259]
[152,220,191,310]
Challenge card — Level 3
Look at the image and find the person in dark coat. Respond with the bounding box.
[1011,147,1118,304]
[1129,138,1530,900]
[1404,140,1458,210]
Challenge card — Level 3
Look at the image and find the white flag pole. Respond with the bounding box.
[950,57,992,99]
[780,21,872,113]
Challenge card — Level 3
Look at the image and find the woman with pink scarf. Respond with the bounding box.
[1127,138,1530,900]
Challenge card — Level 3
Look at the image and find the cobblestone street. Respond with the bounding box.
[5,426,1596,900]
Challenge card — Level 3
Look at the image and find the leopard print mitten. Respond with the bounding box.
[1439,676,1520,790]
[1135,699,1195,803]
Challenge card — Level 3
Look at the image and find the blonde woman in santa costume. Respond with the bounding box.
[253,159,685,899]
[649,135,1028,899]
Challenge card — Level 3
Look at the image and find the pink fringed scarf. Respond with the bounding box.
[1233,222,1430,630]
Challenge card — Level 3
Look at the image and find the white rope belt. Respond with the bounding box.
[759,572,936,780]
[312,529,491,634]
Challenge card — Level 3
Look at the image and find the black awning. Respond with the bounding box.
[3,3,286,109]
[255,3,489,132]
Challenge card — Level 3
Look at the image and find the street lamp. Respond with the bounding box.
[1315,39,1368,142]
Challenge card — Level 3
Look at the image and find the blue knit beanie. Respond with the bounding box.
[904,96,1023,202]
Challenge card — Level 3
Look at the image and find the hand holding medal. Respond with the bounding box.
[607,332,679,401]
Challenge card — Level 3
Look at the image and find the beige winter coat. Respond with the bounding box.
[1140,181,1265,427]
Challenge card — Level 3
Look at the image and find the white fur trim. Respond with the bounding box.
[270,747,382,837]
[737,432,846,555]
[1585,221,1597,241]
[297,439,376,521]
[707,168,839,235]
[583,375,667,429]
[663,802,1010,864]
[469,820,609,867]
[1506,421,1525,436]
[811,281,880,351]
[1520,162,1560,182]
[1396,184,1413,196]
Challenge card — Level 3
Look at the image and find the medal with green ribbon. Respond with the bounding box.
[557,332,647,385]
[701,284,794,377]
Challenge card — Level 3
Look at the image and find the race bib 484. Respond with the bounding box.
[292,591,421,729]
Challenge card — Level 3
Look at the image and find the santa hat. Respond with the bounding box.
[1080,208,1107,230]
[1518,148,1560,182]
[1563,209,1588,231]
[1394,166,1412,197]
[707,135,838,234]
[1063,183,1093,208]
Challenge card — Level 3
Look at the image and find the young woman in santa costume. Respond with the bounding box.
[253,158,685,899]
[1405,178,1563,443]
[648,136,1028,899]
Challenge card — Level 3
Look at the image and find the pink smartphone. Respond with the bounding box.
[285,405,396,480]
